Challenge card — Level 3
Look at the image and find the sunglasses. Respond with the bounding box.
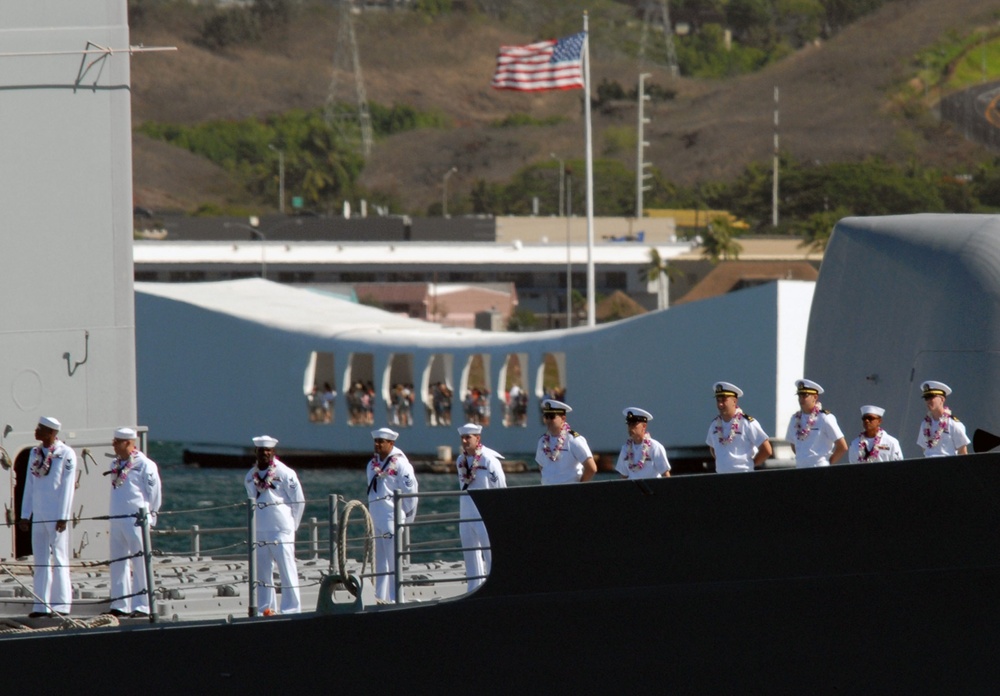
[373,438,390,444]
[543,413,561,420]
[861,415,880,422]
[625,417,646,425]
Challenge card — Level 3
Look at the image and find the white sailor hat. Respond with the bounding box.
[795,379,824,395]
[713,382,743,398]
[921,381,952,398]
[114,427,138,440]
[541,399,572,414]
[860,405,885,417]
[371,427,399,441]
[38,416,61,431]
[622,407,653,422]
[457,423,482,436]
[252,435,279,448]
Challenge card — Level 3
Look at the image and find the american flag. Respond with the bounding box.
[491,32,586,92]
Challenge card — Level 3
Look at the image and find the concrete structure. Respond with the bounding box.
[134,277,815,462]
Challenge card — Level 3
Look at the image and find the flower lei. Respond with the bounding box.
[541,422,571,462]
[795,405,821,441]
[30,442,59,477]
[856,428,883,462]
[624,436,653,472]
[922,407,952,449]
[458,445,485,486]
[111,451,138,489]
[252,463,278,493]
[713,408,744,445]
[370,453,398,478]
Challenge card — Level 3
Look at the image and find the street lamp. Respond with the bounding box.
[223,215,302,280]
[442,166,457,218]
[230,216,268,280]
[268,144,285,214]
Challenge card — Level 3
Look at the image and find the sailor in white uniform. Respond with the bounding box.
[706,382,772,473]
[534,399,597,484]
[18,416,77,617]
[849,406,903,463]
[916,381,970,457]
[455,423,506,591]
[244,435,305,615]
[784,379,849,468]
[615,407,671,479]
[366,427,419,602]
[107,427,162,618]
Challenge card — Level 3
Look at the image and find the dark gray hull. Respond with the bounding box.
[5,454,999,693]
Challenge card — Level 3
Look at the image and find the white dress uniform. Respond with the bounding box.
[916,414,970,457]
[244,458,305,614]
[21,439,77,614]
[849,430,903,463]
[456,444,506,591]
[366,446,418,601]
[108,448,162,614]
[706,411,769,473]
[615,437,670,479]
[535,428,593,485]
[785,408,845,468]
[916,381,970,457]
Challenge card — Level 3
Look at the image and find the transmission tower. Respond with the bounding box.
[639,0,679,78]
[325,0,373,158]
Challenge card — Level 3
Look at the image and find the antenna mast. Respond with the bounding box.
[325,0,373,158]
[639,0,679,77]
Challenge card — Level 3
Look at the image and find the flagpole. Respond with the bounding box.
[583,12,596,327]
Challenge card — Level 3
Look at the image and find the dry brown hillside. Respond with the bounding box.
[129,0,997,214]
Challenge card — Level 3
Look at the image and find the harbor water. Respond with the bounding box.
[149,442,546,559]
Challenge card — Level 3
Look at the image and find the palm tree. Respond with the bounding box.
[701,215,743,263]
[640,248,683,310]
[799,207,849,253]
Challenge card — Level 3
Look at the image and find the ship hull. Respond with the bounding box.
[4,453,999,693]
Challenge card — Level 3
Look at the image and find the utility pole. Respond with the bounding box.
[268,144,284,213]
[772,86,779,228]
[442,167,457,218]
[550,153,565,216]
[325,0,373,159]
[636,73,652,219]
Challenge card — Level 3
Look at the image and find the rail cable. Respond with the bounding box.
[156,501,245,517]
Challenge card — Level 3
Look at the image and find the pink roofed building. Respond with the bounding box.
[353,282,518,329]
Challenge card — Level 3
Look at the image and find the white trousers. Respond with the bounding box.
[254,529,301,615]
[109,518,149,613]
[373,531,398,602]
[460,519,491,592]
[31,521,72,613]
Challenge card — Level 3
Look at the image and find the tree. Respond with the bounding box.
[799,206,851,253]
[640,247,684,310]
[701,215,744,262]
[507,307,539,332]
